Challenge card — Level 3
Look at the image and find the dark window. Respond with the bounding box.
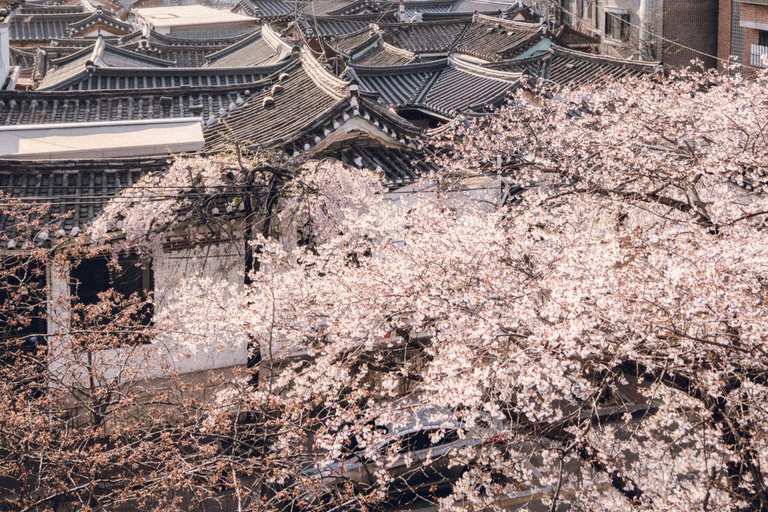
[0,257,47,347]
[397,429,460,453]
[759,31,768,47]
[578,0,590,19]
[605,12,630,42]
[70,255,154,330]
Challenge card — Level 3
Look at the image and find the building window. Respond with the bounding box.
[578,0,590,19]
[605,12,630,42]
[0,257,47,348]
[70,254,154,332]
[760,30,768,47]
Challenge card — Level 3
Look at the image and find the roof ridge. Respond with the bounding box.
[100,41,178,67]
[472,13,541,31]
[412,61,446,104]
[380,41,417,59]
[204,28,265,62]
[87,35,106,68]
[300,48,349,99]
[551,45,661,69]
[262,22,294,53]
[449,54,522,81]
[349,57,448,75]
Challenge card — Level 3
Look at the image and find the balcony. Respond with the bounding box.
[751,44,768,67]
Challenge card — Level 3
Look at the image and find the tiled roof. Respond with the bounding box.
[9,47,37,70]
[353,42,416,66]
[204,50,422,152]
[205,24,295,68]
[18,3,85,14]
[348,55,521,116]
[0,81,270,126]
[454,14,545,62]
[486,46,660,87]
[119,42,222,68]
[300,0,379,16]
[325,24,379,56]
[552,24,600,48]
[233,0,306,20]
[0,158,168,237]
[36,38,288,90]
[37,38,175,89]
[419,57,520,115]
[323,144,436,187]
[297,12,396,37]
[67,8,134,37]
[348,59,442,105]
[9,12,89,43]
[380,19,469,53]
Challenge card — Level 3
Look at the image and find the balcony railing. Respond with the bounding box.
[751,44,768,67]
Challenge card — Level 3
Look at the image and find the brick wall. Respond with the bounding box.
[738,2,768,69]
[718,0,733,68]
[662,0,719,69]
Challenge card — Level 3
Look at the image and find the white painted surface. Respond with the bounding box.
[0,118,205,160]
[48,242,248,387]
[135,5,256,30]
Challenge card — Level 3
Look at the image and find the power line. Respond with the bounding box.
[557,1,761,70]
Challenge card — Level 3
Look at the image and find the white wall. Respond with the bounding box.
[48,241,247,388]
[0,12,10,89]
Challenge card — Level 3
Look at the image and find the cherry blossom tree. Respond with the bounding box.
[3,64,768,512]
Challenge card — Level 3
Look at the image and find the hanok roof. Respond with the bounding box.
[297,12,396,38]
[0,80,270,126]
[348,55,521,117]
[325,24,379,56]
[36,37,174,89]
[109,28,255,67]
[486,46,660,87]
[0,157,168,238]
[36,38,288,90]
[232,0,307,21]
[552,24,600,50]
[323,144,436,187]
[18,2,85,14]
[9,12,90,44]
[66,8,134,38]
[205,24,295,68]
[324,24,418,66]
[379,19,469,54]
[300,0,381,16]
[118,41,223,68]
[353,42,416,66]
[10,46,37,71]
[454,14,546,62]
[204,49,422,153]
[387,0,537,21]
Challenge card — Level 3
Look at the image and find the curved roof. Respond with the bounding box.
[348,55,521,116]
[486,46,660,87]
[205,24,295,68]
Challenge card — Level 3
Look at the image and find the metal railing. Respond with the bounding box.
[751,44,768,67]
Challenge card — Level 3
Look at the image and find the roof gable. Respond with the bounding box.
[67,8,133,37]
[454,14,546,62]
[349,55,521,116]
[205,24,295,68]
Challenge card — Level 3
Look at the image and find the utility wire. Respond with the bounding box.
[557,0,762,70]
